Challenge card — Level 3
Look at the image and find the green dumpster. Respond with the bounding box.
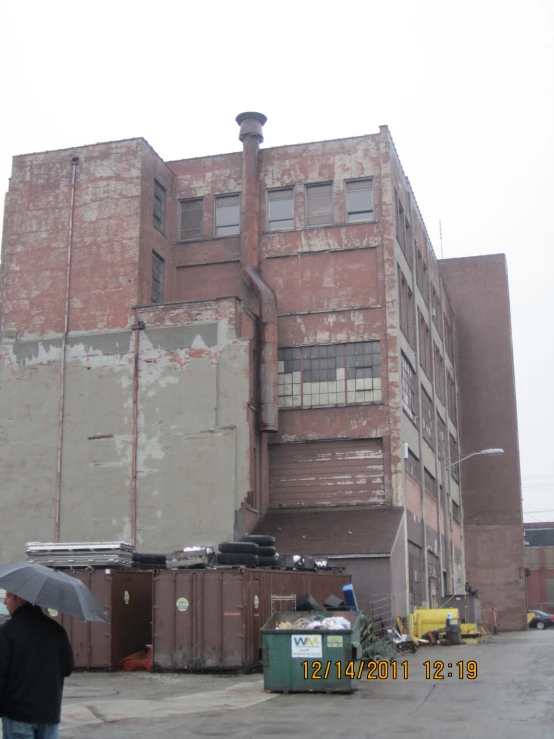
[261,611,363,693]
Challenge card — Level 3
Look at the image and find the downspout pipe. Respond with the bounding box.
[55,156,79,542]
[130,317,146,548]
[236,112,278,432]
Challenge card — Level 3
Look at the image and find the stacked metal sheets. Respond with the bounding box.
[25,542,135,569]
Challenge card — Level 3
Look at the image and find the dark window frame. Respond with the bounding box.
[405,449,419,480]
[179,198,203,241]
[450,433,459,482]
[151,251,164,304]
[424,468,437,499]
[401,353,417,425]
[153,180,166,235]
[277,341,382,409]
[421,386,434,449]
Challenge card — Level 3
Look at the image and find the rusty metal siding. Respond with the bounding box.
[49,570,152,669]
[269,439,385,508]
[152,569,351,671]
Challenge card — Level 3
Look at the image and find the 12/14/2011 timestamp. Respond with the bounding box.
[300,660,478,680]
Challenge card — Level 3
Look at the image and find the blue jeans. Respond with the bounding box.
[2,717,59,739]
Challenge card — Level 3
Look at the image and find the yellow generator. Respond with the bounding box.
[410,608,460,639]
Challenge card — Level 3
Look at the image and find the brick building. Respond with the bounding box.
[0,113,526,627]
[524,523,554,612]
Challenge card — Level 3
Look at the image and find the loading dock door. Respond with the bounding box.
[269,439,384,509]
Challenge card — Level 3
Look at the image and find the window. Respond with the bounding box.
[418,310,433,380]
[306,183,333,227]
[397,266,415,348]
[153,180,166,234]
[434,343,446,404]
[424,468,437,499]
[408,542,424,609]
[268,188,294,230]
[179,199,203,241]
[524,548,539,570]
[395,190,406,250]
[444,317,454,360]
[452,500,461,523]
[447,372,457,426]
[431,285,442,337]
[437,413,447,460]
[405,450,419,480]
[215,194,240,236]
[151,251,164,304]
[277,341,381,409]
[421,387,434,448]
[401,353,417,424]
[346,179,373,222]
[450,434,459,482]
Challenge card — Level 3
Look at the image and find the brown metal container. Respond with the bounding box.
[152,568,351,671]
[48,570,153,669]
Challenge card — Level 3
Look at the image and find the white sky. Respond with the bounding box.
[1,0,553,521]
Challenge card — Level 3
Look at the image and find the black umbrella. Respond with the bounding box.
[0,562,108,622]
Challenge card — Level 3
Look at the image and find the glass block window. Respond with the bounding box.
[277,341,382,409]
[401,353,417,424]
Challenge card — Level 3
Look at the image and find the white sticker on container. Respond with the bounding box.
[254,595,259,609]
[291,634,322,659]
[48,608,59,618]
[124,591,130,605]
[176,597,189,612]
[327,635,343,648]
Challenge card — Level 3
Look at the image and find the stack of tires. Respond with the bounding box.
[132,552,167,570]
[216,535,279,568]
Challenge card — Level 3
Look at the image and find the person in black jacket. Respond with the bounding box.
[0,592,74,739]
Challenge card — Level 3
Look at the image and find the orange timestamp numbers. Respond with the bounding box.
[301,660,478,680]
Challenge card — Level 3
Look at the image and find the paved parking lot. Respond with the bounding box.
[12,630,554,738]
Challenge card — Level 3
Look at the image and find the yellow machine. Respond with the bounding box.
[410,608,460,639]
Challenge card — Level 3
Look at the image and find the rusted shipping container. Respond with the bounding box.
[49,570,153,669]
[152,568,351,671]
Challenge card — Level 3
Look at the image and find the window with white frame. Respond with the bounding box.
[215,194,240,236]
[268,188,294,230]
[278,342,381,408]
[346,179,373,222]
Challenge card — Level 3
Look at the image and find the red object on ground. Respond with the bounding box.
[120,646,153,672]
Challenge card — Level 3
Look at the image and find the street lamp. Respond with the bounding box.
[444,448,504,470]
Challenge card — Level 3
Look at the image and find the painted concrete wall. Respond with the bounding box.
[0,298,250,561]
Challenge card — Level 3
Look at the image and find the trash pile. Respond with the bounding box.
[275,615,353,631]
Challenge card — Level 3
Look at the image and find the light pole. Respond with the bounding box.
[443,447,504,594]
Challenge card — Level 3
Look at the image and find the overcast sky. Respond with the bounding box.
[1,0,553,521]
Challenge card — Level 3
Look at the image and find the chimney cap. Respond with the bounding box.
[236,112,267,143]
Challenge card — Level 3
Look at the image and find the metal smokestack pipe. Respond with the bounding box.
[236,112,278,432]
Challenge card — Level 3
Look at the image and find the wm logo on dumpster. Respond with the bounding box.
[291,633,322,658]
[293,636,320,647]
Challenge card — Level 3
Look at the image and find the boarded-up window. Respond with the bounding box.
[269,439,385,508]
[524,548,539,570]
[421,387,434,448]
[268,188,294,230]
[179,199,203,241]
[402,353,417,424]
[278,342,381,409]
[151,251,164,304]
[153,180,166,234]
[346,179,373,222]
[424,468,437,499]
[306,183,333,227]
[215,194,240,236]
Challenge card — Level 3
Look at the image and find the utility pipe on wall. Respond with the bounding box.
[236,112,278,432]
[55,156,79,542]
[130,317,145,547]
